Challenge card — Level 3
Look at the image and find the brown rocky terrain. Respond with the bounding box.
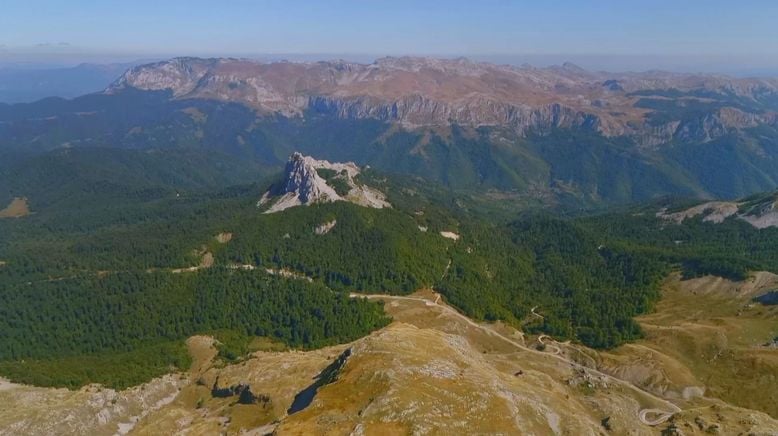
[567,273,778,421]
[1,281,777,435]
[108,56,778,146]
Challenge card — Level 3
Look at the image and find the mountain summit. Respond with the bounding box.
[259,152,390,213]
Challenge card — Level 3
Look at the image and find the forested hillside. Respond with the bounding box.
[3,142,778,389]
[3,84,778,208]
[0,269,389,388]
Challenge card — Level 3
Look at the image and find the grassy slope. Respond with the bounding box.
[597,272,778,418]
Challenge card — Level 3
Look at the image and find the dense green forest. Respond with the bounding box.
[0,270,390,360]
[0,269,389,388]
[219,203,452,293]
[0,342,191,390]
[3,146,778,388]
[435,217,668,348]
[578,207,778,282]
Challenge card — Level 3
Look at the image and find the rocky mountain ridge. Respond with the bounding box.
[259,152,389,213]
[108,56,778,145]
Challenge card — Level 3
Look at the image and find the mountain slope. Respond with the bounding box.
[1,142,778,432]
[108,57,778,145]
[0,146,270,211]
[4,287,777,435]
[4,57,778,207]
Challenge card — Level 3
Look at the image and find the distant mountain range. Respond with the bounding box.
[3,56,778,207]
[109,56,778,145]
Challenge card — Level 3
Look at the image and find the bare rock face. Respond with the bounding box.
[107,57,217,97]
[657,192,778,229]
[739,194,778,229]
[108,56,778,146]
[259,152,390,213]
[280,152,341,205]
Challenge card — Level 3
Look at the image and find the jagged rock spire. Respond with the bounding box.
[259,152,390,213]
[281,152,340,204]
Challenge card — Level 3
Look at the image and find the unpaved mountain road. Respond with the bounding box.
[350,292,681,427]
[638,409,676,426]
[537,335,563,356]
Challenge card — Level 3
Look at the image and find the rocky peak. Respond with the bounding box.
[259,152,390,213]
[107,57,219,97]
[281,152,340,204]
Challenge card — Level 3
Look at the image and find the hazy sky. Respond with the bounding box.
[2,1,778,73]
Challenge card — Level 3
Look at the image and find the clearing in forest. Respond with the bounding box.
[0,197,30,218]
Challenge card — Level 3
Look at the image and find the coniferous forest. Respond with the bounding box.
[2,153,778,388]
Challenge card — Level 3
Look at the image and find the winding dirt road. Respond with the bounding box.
[638,409,676,426]
[537,335,562,356]
[350,292,681,427]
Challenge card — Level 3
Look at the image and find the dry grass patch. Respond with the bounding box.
[0,197,30,218]
[596,272,778,418]
[214,232,233,243]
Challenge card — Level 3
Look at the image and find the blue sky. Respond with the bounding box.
[2,1,778,73]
